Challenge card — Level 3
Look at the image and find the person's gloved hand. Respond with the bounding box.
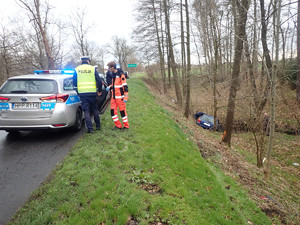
[124,100,127,103]
[105,86,110,92]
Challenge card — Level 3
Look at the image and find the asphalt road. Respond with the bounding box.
[0,128,84,225]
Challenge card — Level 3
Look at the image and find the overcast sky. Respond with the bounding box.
[0,0,138,46]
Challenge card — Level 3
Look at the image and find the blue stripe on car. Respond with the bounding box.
[66,95,80,105]
[0,103,9,111]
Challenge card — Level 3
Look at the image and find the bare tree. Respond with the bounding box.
[297,0,300,102]
[133,0,161,66]
[244,0,271,167]
[180,0,187,99]
[69,8,105,67]
[107,36,134,70]
[245,36,267,167]
[192,0,223,128]
[0,26,14,81]
[0,21,32,80]
[184,0,191,118]
[223,0,250,146]
[264,0,282,180]
[164,0,182,106]
[151,0,167,93]
[17,0,55,69]
[70,8,93,57]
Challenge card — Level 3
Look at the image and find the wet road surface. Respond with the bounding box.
[0,129,84,224]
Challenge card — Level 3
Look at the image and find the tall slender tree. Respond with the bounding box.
[264,0,282,180]
[18,0,55,69]
[151,0,167,94]
[184,0,191,118]
[163,0,182,106]
[70,8,97,59]
[223,0,250,146]
[297,0,300,102]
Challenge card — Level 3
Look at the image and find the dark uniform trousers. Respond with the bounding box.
[80,94,101,131]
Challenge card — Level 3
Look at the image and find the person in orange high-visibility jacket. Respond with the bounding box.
[106,61,129,129]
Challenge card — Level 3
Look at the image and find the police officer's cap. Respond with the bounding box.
[81,56,90,61]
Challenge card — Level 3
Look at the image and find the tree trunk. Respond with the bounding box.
[18,0,55,69]
[163,0,182,106]
[256,0,272,116]
[252,0,258,79]
[152,0,167,94]
[210,7,220,132]
[180,0,187,100]
[223,0,250,146]
[164,14,171,89]
[34,0,55,69]
[260,0,273,78]
[213,37,218,131]
[159,1,167,94]
[184,0,191,118]
[264,0,281,180]
[297,0,300,102]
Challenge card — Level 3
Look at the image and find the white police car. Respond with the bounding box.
[0,70,84,133]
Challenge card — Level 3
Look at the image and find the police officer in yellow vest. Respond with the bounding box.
[73,56,102,133]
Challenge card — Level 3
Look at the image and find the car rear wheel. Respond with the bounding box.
[73,108,83,131]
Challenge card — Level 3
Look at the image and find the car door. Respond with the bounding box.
[97,77,111,114]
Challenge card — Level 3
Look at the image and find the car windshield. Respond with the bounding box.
[200,114,214,124]
[0,79,58,94]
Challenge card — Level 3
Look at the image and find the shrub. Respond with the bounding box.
[284,58,297,89]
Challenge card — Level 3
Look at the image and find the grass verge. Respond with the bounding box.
[9,78,272,225]
[143,74,299,224]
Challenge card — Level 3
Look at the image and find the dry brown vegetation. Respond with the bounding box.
[143,74,300,225]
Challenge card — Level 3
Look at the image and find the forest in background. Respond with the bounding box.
[132,0,300,179]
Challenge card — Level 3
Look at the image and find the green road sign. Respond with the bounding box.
[127,63,137,68]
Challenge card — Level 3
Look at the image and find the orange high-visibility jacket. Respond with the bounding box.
[112,71,128,100]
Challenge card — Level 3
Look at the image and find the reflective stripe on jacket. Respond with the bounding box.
[75,64,96,93]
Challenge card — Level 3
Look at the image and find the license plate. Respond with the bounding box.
[12,102,39,109]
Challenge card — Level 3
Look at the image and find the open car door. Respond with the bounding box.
[97,78,111,114]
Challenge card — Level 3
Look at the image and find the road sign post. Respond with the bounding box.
[127,64,137,77]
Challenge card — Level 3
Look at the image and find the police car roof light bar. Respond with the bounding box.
[34,70,75,74]
[63,70,75,74]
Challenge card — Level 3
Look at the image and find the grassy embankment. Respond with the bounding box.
[9,76,273,224]
[144,71,299,224]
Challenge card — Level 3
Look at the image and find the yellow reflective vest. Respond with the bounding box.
[75,64,97,93]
